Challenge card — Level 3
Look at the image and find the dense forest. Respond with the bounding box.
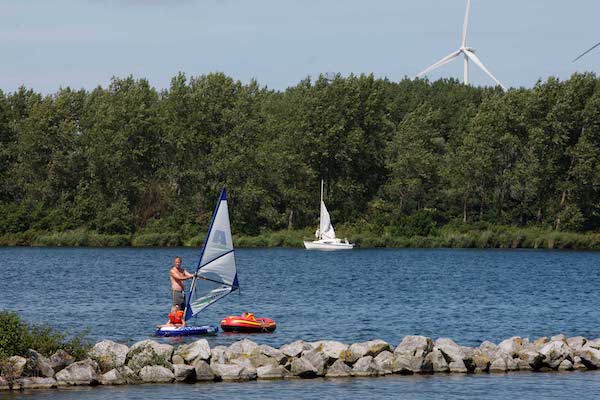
[0,72,598,247]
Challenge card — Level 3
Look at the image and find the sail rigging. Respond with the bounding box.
[184,187,239,321]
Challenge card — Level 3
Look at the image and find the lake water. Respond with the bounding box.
[1,247,600,398]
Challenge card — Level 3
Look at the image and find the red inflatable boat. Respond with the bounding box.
[220,313,277,333]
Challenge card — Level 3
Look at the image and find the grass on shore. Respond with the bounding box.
[0,227,598,250]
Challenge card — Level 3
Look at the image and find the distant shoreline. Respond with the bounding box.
[1,228,598,250]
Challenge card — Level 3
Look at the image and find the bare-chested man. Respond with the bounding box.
[170,256,194,310]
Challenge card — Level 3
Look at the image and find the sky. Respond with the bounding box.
[1,0,599,94]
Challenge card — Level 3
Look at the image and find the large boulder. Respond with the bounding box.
[435,338,466,363]
[373,351,394,375]
[311,341,348,361]
[89,340,129,372]
[325,359,352,378]
[577,347,600,369]
[259,345,287,365]
[517,349,544,370]
[539,341,572,369]
[173,364,196,382]
[586,339,600,350]
[395,336,433,358]
[352,356,379,377]
[174,339,211,363]
[55,359,99,385]
[558,359,573,371]
[290,357,318,378]
[139,365,174,383]
[392,353,427,374]
[257,365,289,380]
[4,356,27,378]
[192,359,215,381]
[210,346,229,364]
[280,341,313,358]
[17,377,57,390]
[471,353,490,373]
[489,352,518,373]
[551,334,567,343]
[228,339,260,357]
[300,349,328,376]
[567,337,587,351]
[49,350,75,372]
[479,341,498,359]
[425,349,448,373]
[345,340,392,363]
[99,366,136,385]
[497,337,522,357]
[126,340,173,372]
[211,363,256,381]
[25,350,54,378]
[534,337,549,349]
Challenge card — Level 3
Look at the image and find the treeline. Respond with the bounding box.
[0,72,598,242]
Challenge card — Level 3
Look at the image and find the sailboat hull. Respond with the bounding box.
[155,325,218,337]
[303,240,354,250]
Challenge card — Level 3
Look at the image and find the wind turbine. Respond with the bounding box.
[416,0,506,90]
[573,41,600,62]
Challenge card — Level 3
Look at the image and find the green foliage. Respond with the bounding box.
[0,73,598,246]
[0,310,91,359]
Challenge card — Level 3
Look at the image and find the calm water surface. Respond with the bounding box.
[1,247,599,398]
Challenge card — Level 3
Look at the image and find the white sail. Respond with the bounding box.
[320,201,336,240]
[185,187,239,321]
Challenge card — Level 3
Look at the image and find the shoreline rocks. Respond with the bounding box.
[3,334,600,391]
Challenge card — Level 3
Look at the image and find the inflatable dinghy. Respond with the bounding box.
[221,314,276,333]
[155,325,218,337]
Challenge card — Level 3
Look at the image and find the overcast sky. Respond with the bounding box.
[1,0,599,93]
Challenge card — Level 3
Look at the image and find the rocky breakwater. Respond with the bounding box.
[2,334,600,391]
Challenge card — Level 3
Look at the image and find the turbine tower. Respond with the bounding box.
[416,0,506,90]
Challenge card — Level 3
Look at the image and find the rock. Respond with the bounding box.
[5,356,27,378]
[392,354,426,374]
[551,334,567,343]
[489,356,508,373]
[587,339,600,350]
[435,338,466,363]
[139,365,174,383]
[210,346,228,364]
[89,340,129,372]
[280,340,312,358]
[257,365,289,380]
[325,359,352,378]
[49,350,75,372]
[259,345,287,364]
[229,339,260,357]
[300,349,328,376]
[175,339,211,363]
[533,337,549,348]
[211,363,256,381]
[558,359,573,371]
[99,366,136,385]
[55,359,99,385]
[517,349,544,370]
[172,355,185,365]
[395,336,433,358]
[567,337,587,351]
[539,341,572,369]
[572,356,587,370]
[479,341,498,359]
[373,351,393,375]
[471,353,490,373]
[448,360,468,373]
[346,340,392,363]
[425,349,448,373]
[290,358,318,378]
[25,350,55,378]
[173,364,196,382]
[311,341,348,360]
[192,359,215,381]
[126,340,173,372]
[0,377,8,390]
[18,377,57,389]
[352,356,378,376]
[497,337,522,357]
[577,347,600,369]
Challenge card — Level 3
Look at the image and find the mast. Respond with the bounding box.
[319,179,324,240]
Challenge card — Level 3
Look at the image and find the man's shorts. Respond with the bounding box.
[172,290,186,309]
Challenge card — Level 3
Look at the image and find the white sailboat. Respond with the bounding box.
[304,180,354,250]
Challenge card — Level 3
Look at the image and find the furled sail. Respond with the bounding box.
[185,187,239,321]
[319,201,336,240]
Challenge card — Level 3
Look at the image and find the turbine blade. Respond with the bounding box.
[462,0,471,47]
[573,41,600,62]
[416,50,461,77]
[464,50,507,90]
